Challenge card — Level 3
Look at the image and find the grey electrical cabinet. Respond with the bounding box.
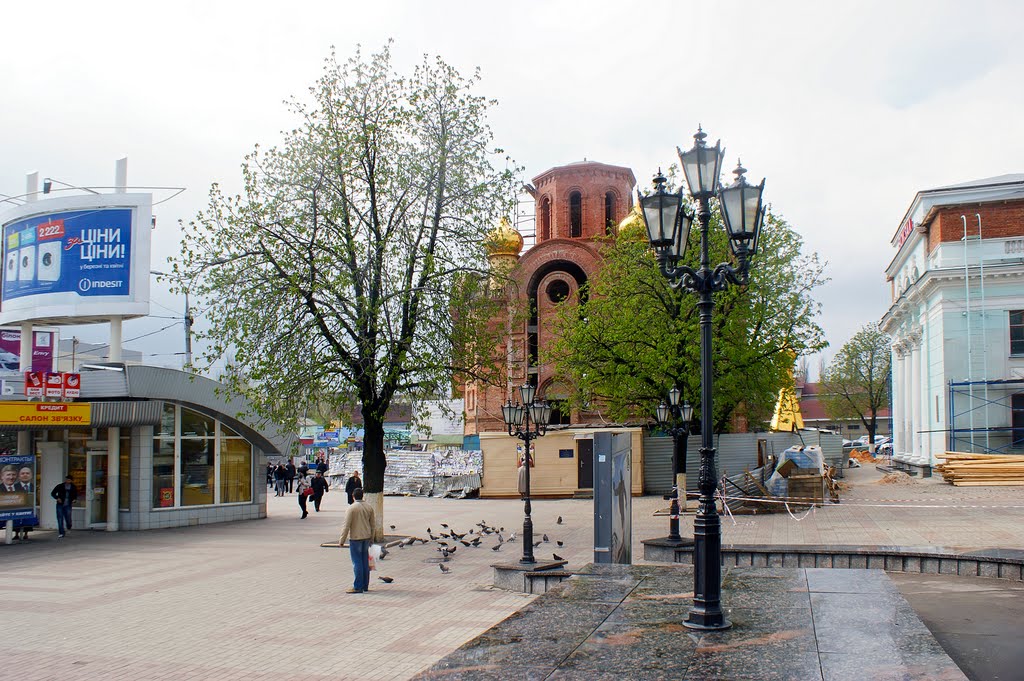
[593,432,632,564]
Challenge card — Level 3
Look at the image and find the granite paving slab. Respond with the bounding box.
[414,565,968,681]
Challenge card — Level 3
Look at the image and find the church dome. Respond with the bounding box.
[484,217,524,256]
[617,205,647,242]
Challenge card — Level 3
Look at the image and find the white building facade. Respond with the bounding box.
[881,175,1024,470]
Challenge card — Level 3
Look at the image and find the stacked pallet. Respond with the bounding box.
[934,452,1024,486]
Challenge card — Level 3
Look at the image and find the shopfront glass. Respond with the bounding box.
[153,404,254,509]
[88,453,108,525]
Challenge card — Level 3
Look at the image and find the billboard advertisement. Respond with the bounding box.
[0,454,36,523]
[0,328,56,374]
[0,194,151,325]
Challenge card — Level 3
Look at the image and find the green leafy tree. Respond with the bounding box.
[173,44,516,525]
[545,205,828,432]
[820,323,892,443]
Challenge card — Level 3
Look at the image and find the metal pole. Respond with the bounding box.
[184,290,194,368]
[521,422,535,564]
[668,428,681,542]
[685,195,730,631]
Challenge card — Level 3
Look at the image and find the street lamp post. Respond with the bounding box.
[639,127,766,631]
[656,388,693,545]
[501,383,552,564]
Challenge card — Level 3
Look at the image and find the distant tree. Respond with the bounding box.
[820,323,892,443]
[173,44,516,526]
[544,205,828,433]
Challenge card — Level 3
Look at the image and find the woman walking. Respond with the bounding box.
[296,473,312,519]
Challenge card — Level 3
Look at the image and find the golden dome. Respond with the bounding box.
[617,205,647,242]
[483,217,524,257]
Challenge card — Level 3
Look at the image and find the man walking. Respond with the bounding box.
[310,470,330,512]
[50,475,78,538]
[285,459,297,494]
[338,488,382,593]
[345,470,362,505]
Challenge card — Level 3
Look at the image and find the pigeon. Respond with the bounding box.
[507,532,517,543]
[556,541,564,547]
[428,532,439,541]
[500,527,505,532]
[439,564,450,573]
[553,553,563,561]
[390,525,396,530]
[448,545,457,554]
[471,538,481,547]
[497,533,504,544]
[543,534,549,543]
[437,541,449,547]
[557,516,563,525]
[379,547,389,560]
[441,523,449,529]
[460,540,472,547]
[491,544,502,551]
[453,532,466,539]
[426,527,432,534]
[378,576,394,584]
[533,541,542,548]
[399,537,416,548]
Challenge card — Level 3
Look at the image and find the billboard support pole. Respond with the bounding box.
[114,157,127,194]
[109,317,122,363]
[25,172,38,203]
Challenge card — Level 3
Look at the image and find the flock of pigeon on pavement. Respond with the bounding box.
[375,515,567,584]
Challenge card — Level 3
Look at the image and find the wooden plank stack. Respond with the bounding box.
[934,452,1024,486]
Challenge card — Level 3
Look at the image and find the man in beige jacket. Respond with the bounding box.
[339,488,383,593]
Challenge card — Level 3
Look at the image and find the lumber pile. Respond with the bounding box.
[934,452,1024,486]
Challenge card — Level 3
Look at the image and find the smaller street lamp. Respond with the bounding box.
[656,387,693,545]
[502,383,552,564]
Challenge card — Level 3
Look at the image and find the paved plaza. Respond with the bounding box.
[1,467,1022,680]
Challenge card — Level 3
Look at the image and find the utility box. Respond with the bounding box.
[593,432,632,564]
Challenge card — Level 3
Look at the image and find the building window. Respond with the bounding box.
[1012,394,1024,448]
[569,191,582,238]
[1011,311,1024,355]
[546,279,570,303]
[605,192,616,236]
[541,197,551,241]
[153,403,253,509]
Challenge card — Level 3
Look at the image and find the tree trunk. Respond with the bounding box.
[362,414,387,533]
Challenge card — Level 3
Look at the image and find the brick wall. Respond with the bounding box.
[927,200,1024,252]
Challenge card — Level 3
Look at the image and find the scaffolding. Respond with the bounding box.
[948,378,1024,454]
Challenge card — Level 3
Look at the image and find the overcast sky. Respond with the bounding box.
[2,0,1022,377]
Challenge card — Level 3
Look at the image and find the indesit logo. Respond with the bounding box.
[78,279,124,293]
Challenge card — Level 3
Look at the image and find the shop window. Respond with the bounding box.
[153,404,254,509]
[118,433,130,511]
[220,437,252,503]
[158,403,176,436]
[181,438,215,506]
[569,191,582,238]
[153,439,176,508]
[1011,311,1024,355]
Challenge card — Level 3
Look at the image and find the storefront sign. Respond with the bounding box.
[62,373,80,398]
[44,372,63,398]
[0,454,36,522]
[0,401,91,426]
[24,371,44,397]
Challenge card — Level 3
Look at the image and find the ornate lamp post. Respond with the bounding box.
[656,387,693,545]
[502,383,552,564]
[639,127,766,631]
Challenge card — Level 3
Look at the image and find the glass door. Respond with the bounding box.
[86,453,108,527]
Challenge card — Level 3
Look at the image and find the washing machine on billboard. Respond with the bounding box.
[17,244,36,283]
[36,241,61,282]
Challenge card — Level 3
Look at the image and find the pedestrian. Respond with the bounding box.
[310,469,330,512]
[296,473,312,519]
[298,461,309,478]
[285,459,297,494]
[266,462,274,489]
[338,488,382,593]
[274,463,287,497]
[50,475,78,538]
[345,470,362,505]
[316,456,329,475]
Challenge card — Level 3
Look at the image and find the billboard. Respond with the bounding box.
[0,454,36,523]
[0,328,55,373]
[0,194,151,325]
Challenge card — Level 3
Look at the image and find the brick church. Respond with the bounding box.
[463,160,650,496]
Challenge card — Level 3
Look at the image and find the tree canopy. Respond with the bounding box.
[172,44,516,509]
[820,323,892,440]
[544,205,828,432]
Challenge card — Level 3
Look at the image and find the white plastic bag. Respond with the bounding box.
[369,543,382,571]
